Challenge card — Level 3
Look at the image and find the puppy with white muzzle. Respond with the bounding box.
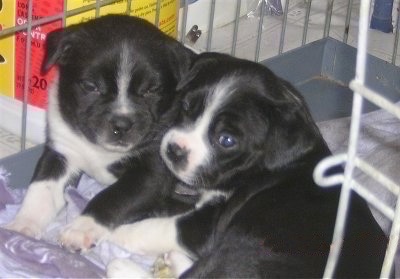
[6,15,195,248]
[106,53,388,278]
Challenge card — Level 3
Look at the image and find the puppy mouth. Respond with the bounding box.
[96,122,147,153]
[100,141,134,153]
[97,132,138,153]
[173,172,197,186]
[174,181,200,196]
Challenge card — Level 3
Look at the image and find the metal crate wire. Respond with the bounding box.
[314,1,400,277]
[0,0,400,277]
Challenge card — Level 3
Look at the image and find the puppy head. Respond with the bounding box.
[43,15,194,153]
[160,53,325,188]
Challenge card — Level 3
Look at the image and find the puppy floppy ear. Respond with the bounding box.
[262,82,325,170]
[166,41,196,84]
[41,28,75,74]
[175,63,200,92]
[175,53,218,91]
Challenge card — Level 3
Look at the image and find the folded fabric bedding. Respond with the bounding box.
[0,103,399,277]
[0,173,156,278]
[317,102,400,235]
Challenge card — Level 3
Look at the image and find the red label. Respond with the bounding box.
[15,0,63,109]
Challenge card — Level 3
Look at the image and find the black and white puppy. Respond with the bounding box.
[106,53,388,278]
[6,15,195,242]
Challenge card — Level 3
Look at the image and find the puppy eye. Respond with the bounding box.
[182,100,190,111]
[80,80,99,94]
[138,85,160,97]
[218,133,237,148]
[138,89,151,97]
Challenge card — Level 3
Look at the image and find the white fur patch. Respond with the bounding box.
[106,191,230,277]
[106,251,193,278]
[115,42,135,115]
[196,190,231,209]
[107,258,152,278]
[107,216,183,257]
[105,192,230,277]
[59,215,111,252]
[165,251,194,277]
[6,171,73,238]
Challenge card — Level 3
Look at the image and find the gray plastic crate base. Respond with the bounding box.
[263,37,400,122]
[1,37,400,189]
[1,145,43,189]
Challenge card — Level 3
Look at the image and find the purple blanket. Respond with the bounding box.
[0,171,155,277]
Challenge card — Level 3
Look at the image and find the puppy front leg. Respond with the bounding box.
[107,251,193,278]
[106,216,192,278]
[107,216,185,256]
[59,162,191,253]
[107,258,153,278]
[5,147,78,238]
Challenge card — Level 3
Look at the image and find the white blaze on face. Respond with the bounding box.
[161,78,236,185]
[98,42,137,152]
[115,42,135,115]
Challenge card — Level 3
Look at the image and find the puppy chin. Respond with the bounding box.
[97,131,142,153]
[172,168,197,186]
[99,141,134,153]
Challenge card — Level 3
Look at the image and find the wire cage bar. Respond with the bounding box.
[313,0,400,277]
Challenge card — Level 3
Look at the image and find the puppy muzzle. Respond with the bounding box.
[166,142,189,169]
[110,116,133,138]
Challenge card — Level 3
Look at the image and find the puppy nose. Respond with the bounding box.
[111,116,132,136]
[167,142,188,164]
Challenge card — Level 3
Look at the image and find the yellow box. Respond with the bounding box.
[66,0,178,38]
[0,1,16,98]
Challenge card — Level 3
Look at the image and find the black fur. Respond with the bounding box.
[82,147,196,228]
[161,53,388,278]
[43,15,193,155]
[9,15,196,237]
[46,15,196,227]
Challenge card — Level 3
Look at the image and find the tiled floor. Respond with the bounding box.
[0,127,21,158]
[191,0,399,63]
[0,127,35,158]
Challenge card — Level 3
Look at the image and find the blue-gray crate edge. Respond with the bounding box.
[263,37,400,122]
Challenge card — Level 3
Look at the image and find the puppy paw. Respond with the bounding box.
[5,216,42,239]
[153,254,174,278]
[163,251,193,277]
[107,258,152,278]
[59,215,110,253]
